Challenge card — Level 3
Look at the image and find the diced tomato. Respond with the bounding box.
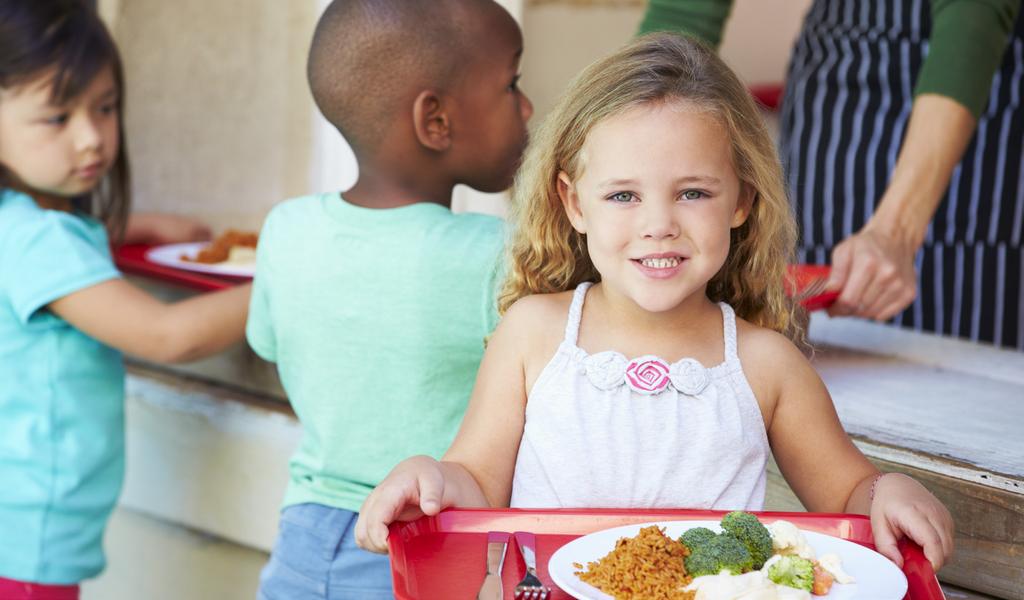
[812,564,835,595]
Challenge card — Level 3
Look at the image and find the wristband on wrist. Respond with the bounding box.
[869,473,887,503]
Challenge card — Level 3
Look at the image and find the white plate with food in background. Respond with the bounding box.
[146,241,256,278]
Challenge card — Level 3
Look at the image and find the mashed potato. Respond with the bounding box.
[685,571,811,600]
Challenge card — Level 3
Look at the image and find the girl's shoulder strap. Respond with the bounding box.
[718,302,740,364]
[563,281,593,345]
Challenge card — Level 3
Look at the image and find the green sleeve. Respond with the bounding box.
[915,0,1022,118]
[637,0,735,48]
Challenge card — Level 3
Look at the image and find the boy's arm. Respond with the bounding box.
[49,280,251,363]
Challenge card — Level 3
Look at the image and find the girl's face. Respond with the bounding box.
[0,66,119,202]
[558,102,752,315]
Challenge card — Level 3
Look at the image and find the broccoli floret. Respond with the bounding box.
[766,555,815,592]
[684,533,754,577]
[678,527,717,551]
[720,511,773,569]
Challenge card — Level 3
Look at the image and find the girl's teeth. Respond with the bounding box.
[640,257,680,268]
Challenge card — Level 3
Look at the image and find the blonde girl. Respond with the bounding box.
[355,33,953,571]
[0,2,250,597]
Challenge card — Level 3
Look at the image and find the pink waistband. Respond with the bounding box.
[0,577,79,600]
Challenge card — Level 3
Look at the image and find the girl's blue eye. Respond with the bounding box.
[681,190,705,201]
[608,191,635,203]
[44,113,69,126]
[100,103,118,115]
[508,74,521,91]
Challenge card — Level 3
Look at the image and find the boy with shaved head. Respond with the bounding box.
[248,1,532,597]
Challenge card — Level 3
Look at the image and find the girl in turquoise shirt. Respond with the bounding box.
[0,2,251,597]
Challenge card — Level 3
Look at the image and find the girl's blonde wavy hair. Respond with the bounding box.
[499,33,804,342]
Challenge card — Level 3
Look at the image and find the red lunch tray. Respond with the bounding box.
[113,244,246,292]
[116,243,836,311]
[387,508,943,599]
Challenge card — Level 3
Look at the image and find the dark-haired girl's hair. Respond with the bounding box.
[0,0,130,241]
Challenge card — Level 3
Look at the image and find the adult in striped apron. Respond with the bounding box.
[641,0,1024,349]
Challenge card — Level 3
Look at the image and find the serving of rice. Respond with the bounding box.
[573,525,695,600]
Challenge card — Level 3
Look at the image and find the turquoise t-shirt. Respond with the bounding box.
[247,193,504,513]
[0,190,125,584]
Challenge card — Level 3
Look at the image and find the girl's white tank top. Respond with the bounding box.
[510,282,770,510]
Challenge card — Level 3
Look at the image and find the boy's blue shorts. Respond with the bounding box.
[257,503,395,600]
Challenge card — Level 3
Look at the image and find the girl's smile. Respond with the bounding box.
[632,252,688,279]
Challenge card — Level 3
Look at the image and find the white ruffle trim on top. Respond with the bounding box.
[581,352,711,396]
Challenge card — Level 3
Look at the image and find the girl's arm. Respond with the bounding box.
[746,328,954,570]
[123,212,212,245]
[48,280,251,363]
[356,298,538,553]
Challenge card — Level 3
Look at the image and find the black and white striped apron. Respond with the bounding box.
[779,0,1024,349]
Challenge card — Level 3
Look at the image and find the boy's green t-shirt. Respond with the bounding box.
[247,193,504,513]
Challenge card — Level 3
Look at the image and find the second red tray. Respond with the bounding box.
[387,508,942,599]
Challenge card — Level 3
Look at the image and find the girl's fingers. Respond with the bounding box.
[915,520,947,572]
[357,476,421,553]
[871,515,904,568]
[417,466,447,515]
[931,505,955,569]
[890,508,948,571]
[368,519,391,554]
[941,509,955,560]
[355,496,386,553]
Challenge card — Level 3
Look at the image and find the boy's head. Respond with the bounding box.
[308,0,533,194]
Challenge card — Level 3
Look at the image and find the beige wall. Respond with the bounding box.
[99,0,809,230]
[521,0,811,121]
[102,1,318,232]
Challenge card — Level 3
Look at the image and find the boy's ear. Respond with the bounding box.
[412,89,451,152]
[557,171,586,233]
[731,183,755,228]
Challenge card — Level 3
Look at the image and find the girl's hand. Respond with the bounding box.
[124,212,212,245]
[827,224,918,322]
[355,456,457,554]
[870,473,955,571]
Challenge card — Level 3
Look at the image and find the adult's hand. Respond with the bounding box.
[827,224,917,321]
[827,94,977,322]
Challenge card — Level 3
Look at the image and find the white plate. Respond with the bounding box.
[146,242,255,278]
[548,520,908,600]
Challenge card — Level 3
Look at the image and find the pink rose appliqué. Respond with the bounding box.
[624,356,671,395]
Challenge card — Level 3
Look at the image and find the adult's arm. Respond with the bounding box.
[637,0,734,47]
[829,0,1021,320]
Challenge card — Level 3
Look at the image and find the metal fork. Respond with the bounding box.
[795,274,830,302]
[514,531,551,600]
